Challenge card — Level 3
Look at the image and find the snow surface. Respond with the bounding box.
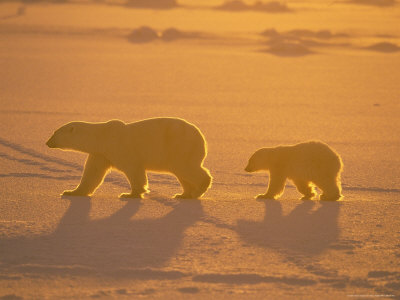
[0,1,399,299]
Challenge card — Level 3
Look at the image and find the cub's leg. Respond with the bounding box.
[257,173,287,200]
[292,179,316,200]
[119,167,148,199]
[62,154,111,197]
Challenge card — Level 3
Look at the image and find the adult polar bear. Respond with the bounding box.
[46,118,212,199]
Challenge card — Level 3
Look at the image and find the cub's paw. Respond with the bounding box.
[119,192,143,199]
[62,190,89,197]
[256,194,276,200]
[300,193,316,200]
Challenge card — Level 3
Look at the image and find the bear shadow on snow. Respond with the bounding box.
[0,197,203,279]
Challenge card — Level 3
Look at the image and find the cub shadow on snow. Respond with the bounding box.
[237,200,351,284]
[224,200,398,293]
[0,197,203,279]
[229,200,347,283]
[208,200,380,290]
[193,200,379,290]
[234,199,341,256]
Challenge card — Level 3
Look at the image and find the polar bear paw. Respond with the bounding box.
[119,192,143,199]
[320,193,341,201]
[174,193,195,199]
[62,190,89,197]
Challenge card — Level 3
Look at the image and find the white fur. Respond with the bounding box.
[47,118,212,199]
[245,141,343,200]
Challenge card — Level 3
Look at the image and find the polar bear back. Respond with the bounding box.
[111,117,207,171]
[285,141,342,180]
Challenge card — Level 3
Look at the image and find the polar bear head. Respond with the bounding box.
[245,148,275,172]
[46,122,91,152]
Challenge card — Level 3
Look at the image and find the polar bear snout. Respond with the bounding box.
[245,163,254,172]
[46,135,57,148]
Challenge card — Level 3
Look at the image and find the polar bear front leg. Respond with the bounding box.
[257,173,287,200]
[119,167,148,199]
[62,154,111,197]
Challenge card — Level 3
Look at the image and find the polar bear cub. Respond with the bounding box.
[245,141,343,201]
[46,117,212,199]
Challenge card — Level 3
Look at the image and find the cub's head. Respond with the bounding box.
[46,122,88,152]
[245,148,274,173]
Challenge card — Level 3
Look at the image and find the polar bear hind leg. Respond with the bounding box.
[292,179,317,200]
[174,165,212,199]
[174,178,196,199]
[316,176,342,201]
[191,166,212,198]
